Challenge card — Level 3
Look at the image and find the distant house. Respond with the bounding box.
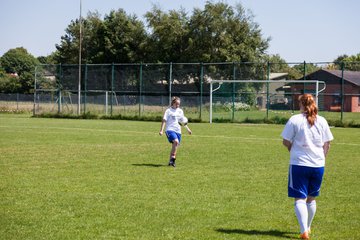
[279,69,360,112]
[268,72,289,101]
[257,73,288,109]
[8,73,19,77]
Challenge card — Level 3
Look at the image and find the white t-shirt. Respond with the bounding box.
[163,107,184,134]
[281,113,334,167]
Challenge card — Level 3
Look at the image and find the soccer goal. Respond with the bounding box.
[209,79,326,123]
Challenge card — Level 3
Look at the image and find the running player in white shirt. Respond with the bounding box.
[282,94,334,239]
[159,96,192,167]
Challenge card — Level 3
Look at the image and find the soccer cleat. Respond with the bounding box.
[168,158,176,167]
[299,231,310,239]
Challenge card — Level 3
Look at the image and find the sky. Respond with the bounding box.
[0,0,359,63]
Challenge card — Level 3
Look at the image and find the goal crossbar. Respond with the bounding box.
[209,79,326,123]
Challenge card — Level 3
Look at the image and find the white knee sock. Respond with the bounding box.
[295,199,308,233]
[307,200,316,231]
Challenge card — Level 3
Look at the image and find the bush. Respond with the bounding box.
[231,102,251,111]
[213,101,251,112]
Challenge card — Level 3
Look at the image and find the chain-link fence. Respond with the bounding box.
[0,93,34,113]
[1,61,359,124]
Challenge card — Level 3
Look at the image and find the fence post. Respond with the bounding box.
[33,66,37,115]
[111,63,114,116]
[266,61,270,119]
[341,62,345,122]
[84,63,87,113]
[169,62,172,105]
[58,63,62,114]
[16,93,19,111]
[232,62,236,122]
[210,80,213,123]
[105,91,108,116]
[200,62,203,120]
[139,62,143,117]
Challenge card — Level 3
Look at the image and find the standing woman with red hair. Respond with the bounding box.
[281,94,334,239]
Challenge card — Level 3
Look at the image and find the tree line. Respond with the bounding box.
[0,1,359,93]
[55,2,269,64]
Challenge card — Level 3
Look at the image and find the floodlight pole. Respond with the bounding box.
[77,0,82,115]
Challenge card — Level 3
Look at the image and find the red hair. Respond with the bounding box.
[299,94,318,126]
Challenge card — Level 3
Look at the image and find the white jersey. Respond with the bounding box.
[281,113,334,167]
[163,107,184,134]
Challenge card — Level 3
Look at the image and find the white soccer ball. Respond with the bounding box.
[179,116,188,126]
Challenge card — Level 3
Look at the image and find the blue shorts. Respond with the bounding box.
[165,131,181,144]
[288,165,325,199]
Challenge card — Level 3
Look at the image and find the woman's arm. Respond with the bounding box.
[283,139,292,152]
[323,141,331,157]
[184,125,192,135]
[159,120,166,135]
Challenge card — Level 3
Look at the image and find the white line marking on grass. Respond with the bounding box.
[191,135,360,146]
[190,134,281,141]
[1,125,359,146]
[331,142,360,146]
[0,125,156,135]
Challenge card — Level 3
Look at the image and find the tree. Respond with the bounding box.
[292,63,319,78]
[333,53,360,71]
[102,9,147,63]
[0,68,21,93]
[143,1,270,96]
[1,47,39,93]
[262,54,303,80]
[185,2,269,63]
[55,12,106,64]
[145,6,190,62]
[37,52,58,64]
[264,54,287,72]
[333,54,348,64]
[55,10,147,64]
[81,11,106,63]
[343,53,360,71]
[54,19,81,64]
[54,2,269,64]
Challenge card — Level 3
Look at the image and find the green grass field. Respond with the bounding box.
[1,113,359,239]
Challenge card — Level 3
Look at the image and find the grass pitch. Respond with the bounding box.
[0,114,359,239]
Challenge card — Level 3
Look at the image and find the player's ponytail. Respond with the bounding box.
[299,94,318,126]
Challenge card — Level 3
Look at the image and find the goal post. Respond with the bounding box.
[209,79,326,123]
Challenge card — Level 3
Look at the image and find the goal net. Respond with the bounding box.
[209,79,326,123]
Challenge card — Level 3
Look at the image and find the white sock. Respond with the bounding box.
[295,199,308,233]
[307,200,316,231]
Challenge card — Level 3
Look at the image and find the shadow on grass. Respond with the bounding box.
[132,163,166,168]
[216,228,295,239]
